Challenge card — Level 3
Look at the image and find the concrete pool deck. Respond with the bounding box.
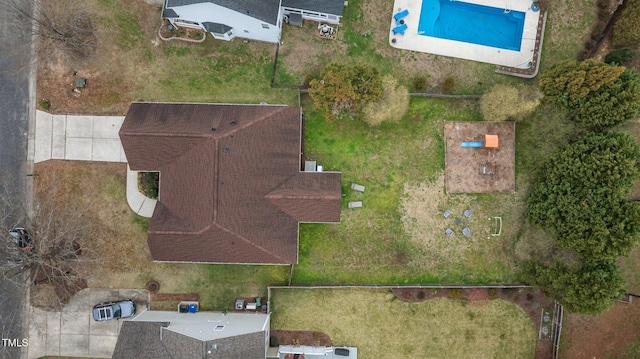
[389,0,541,69]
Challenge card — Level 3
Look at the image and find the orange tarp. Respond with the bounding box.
[484,135,499,148]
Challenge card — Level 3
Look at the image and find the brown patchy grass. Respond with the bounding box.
[37,0,296,115]
[271,288,536,359]
[400,172,525,277]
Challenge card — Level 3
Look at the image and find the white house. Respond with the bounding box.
[162,0,346,43]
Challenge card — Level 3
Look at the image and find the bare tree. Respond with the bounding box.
[0,0,98,65]
[0,178,96,306]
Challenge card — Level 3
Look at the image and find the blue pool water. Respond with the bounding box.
[417,0,525,51]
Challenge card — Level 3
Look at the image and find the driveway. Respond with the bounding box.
[34,110,127,163]
[27,288,149,359]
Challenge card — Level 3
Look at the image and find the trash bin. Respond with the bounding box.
[256,297,261,307]
[189,303,198,313]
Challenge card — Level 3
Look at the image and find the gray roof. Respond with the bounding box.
[166,0,281,25]
[203,22,232,34]
[112,322,172,359]
[162,8,178,18]
[281,0,345,16]
[113,319,266,359]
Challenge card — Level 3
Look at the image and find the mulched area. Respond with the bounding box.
[270,330,332,347]
[392,287,554,359]
[444,121,516,194]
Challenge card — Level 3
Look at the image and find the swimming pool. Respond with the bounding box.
[418,0,525,51]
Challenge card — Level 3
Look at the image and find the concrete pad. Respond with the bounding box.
[64,287,92,312]
[59,334,89,357]
[89,335,118,358]
[45,311,61,355]
[65,138,93,160]
[27,307,48,359]
[66,115,94,138]
[93,138,125,162]
[139,198,158,218]
[120,145,128,162]
[126,166,157,218]
[51,115,67,159]
[90,318,119,336]
[119,288,150,304]
[90,288,121,305]
[60,312,89,334]
[34,111,52,163]
[93,116,124,139]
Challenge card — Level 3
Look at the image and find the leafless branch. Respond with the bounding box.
[0,0,98,67]
[0,175,96,305]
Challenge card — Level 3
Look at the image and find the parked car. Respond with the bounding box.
[92,299,136,321]
[9,227,33,251]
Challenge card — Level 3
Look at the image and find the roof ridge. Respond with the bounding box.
[213,223,286,262]
[227,105,296,136]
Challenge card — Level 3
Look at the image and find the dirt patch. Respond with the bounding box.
[278,21,348,78]
[400,173,496,270]
[444,121,515,193]
[562,299,640,359]
[392,287,555,359]
[270,330,332,347]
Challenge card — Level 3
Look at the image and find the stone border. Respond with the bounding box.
[495,11,548,78]
[158,25,207,43]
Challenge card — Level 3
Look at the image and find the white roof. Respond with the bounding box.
[278,345,358,359]
[132,310,269,341]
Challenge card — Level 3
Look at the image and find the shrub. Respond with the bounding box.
[612,0,640,47]
[479,85,540,121]
[138,172,159,199]
[447,288,462,299]
[39,99,51,111]
[417,291,426,300]
[362,75,409,126]
[488,288,498,300]
[413,75,428,91]
[576,49,590,61]
[583,39,597,50]
[596,0,609,10]
[270,337,279,347]
[590,22,607,41]
[302,73,315,89]
[604,48,637,66]
[442,76,456,93]
[309,63,383,118]
[597,10,610,21]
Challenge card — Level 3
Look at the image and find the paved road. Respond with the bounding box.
[0,3,33,359]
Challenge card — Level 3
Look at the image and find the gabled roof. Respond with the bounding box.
[165,0,282,25]
[281,0,346,16]
[113,311,270,359]
[119,103,341,264]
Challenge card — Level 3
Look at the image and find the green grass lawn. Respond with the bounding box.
[293,96,587,285]
[270,288,536,359]
[55,0,603,307]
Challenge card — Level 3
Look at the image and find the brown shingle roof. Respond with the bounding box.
[119,103,341,264]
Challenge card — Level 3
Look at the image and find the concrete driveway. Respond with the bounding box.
[27,288,149,359]
[34,111,127,163]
